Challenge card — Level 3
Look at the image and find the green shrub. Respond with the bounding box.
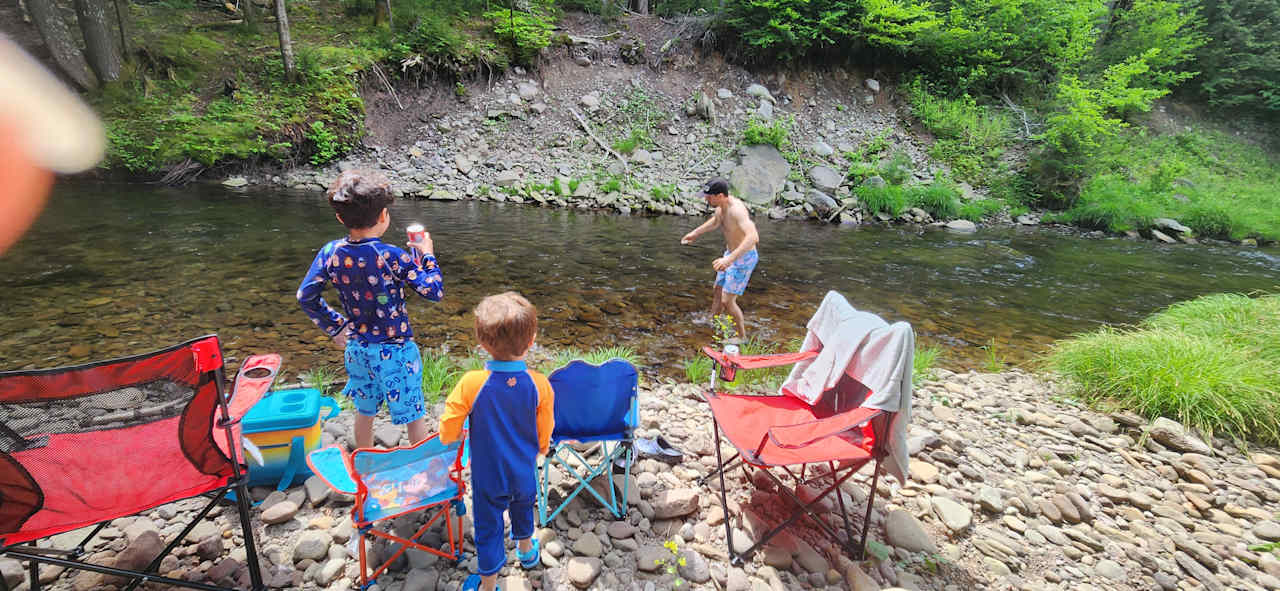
[1050,174,1160,231]
[905,79,1016,186]
[856,184,908,216]
[743,117,791,149]
[957,198,1005,221]
[878,151,914,185]
[484,1,556,66]
[906,182,962,219]
[1044,293,1280,446]
[1196,0,1280,115]
[600,175,624,193]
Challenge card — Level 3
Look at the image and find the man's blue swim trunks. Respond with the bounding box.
[714,248,758,295]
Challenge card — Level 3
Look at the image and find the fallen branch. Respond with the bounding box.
[1000,92,1035,139]
[569,107,628,176]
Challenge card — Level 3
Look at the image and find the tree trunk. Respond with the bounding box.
[75,0,121,82]
[25,0,98,89]
[636,0,648,15]
[373,0,391,28]
[273,0,297,81]
[242,0,255,29]
[112,0,129,60]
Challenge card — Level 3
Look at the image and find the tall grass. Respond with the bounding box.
[1045,293,1280,446]
[684,356,712,384]
[913,346,941,387]
[421,347,460,404]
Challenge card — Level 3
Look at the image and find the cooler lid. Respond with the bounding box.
[243,388,323,433]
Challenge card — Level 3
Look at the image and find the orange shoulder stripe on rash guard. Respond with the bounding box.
[439,370,489,444]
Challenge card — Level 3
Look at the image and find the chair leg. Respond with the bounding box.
[712,417,738,565]
[857,456,883,561]
[27,558,38,591]
[830,461,855,553]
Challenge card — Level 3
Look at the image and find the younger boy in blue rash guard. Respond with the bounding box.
[439,292,553,591]
[297,170,444,449]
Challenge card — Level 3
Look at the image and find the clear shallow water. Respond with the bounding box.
[2,182,1278,379]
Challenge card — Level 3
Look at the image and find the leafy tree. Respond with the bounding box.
[1196,0,1280,114]
[1094,0,1206,88]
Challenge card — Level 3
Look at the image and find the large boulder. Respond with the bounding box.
[805,190,839,217]
[729,145,790,206]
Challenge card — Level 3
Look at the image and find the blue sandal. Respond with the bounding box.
[516,538,540,569]
[461,574,500,591]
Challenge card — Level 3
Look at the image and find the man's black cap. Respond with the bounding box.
[700,178,730,197]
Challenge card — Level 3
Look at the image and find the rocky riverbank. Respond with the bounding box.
[11,368,1280,591]
[220,16,1035,236]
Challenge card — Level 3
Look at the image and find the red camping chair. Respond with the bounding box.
[0,335,278,591]
[700,346,891,564]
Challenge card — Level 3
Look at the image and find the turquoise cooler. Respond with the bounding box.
[242,388,339,490]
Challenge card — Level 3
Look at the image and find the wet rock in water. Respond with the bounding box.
[729,145,790,206]
[945,220,977,233]
[222,176,249,188]
[1152,217,1190,234]
[805,190,839,218]
[1151,228,1177,243]
[1148,417,1211,454]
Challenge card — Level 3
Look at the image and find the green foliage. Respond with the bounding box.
[600,175,624,193]
[878,150,914,185]
[957,198,1006,221]
[905,79,1016,186]
[711,314,738,347]
[484,1,557,66]
[742,117,791,149]
[856,184,908,216]
[650,183,678,202]
[1093,0,1206,88]
[980,338,1006,372]
[307,121,342,165]
[1196,0,1280,115]
[912,345,941,387]
[581,346,640,365]
[654,539,687,588]
[613,127,650,155]
[683,356,713,384]
[420,347,460,404]
[906,181,962,219]
[1045,293,1280,446]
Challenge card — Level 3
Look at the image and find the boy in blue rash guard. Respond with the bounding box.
[297,170,444,449]
[439,292,554,591]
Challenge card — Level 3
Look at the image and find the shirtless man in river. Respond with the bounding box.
[680,178,760,340]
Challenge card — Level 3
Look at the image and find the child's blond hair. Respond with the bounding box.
[474,292,537,360]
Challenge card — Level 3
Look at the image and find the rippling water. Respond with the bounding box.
[3,182,1278,379]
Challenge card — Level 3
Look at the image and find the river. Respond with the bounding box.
[2,182,1278,380]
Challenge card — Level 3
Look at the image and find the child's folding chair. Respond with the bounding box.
[536,359,638,526]
[307,434,468,591]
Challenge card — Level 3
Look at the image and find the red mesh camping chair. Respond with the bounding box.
[0,335,277,591]
[699,343,899,564]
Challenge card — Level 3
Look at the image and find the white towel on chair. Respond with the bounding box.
[780,291,913,484]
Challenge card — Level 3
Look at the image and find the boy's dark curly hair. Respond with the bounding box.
[327,170,394,229]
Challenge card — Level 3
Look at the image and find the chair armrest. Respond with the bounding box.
[767,407,882,450]
[226,354,282,421]
[701,346,819,370]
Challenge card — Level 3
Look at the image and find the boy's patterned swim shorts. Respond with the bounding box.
[342,339,425,425]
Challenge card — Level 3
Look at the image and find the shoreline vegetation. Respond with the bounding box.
[12,0,1278,243]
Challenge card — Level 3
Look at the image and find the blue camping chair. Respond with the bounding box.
[307,434,469,590]
[537,359,639,526]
